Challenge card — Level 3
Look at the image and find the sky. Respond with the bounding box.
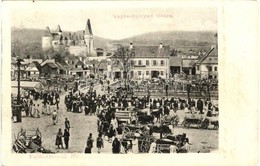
[9,2,217,40]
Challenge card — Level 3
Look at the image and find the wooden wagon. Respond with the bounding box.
[182,114,204,129]
[13,128,54,153]
[120,135,155,153]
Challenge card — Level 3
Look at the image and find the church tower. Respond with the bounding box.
[42,27,53,51]
[84,19,94,55]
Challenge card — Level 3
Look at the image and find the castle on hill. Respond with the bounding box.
[42,19,95,56]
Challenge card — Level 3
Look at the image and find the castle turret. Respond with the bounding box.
[42,26,53,51]
[84,19,94,55]
[56,25,62,35]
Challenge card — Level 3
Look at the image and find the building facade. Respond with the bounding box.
[194,46,218,79]
[110,44,170,80]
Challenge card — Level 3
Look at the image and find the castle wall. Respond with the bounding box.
[42,37,53,51]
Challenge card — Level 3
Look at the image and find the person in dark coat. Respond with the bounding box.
[96,133,104,153]
[197,98,204,114]
[55,128,64,149]
[65,118,70,131]
[112,137,121,154]
[86,133,94,153]
[63,129,70,149]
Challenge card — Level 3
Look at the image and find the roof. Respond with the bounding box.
[182,59,198,68]
[195,46,218,65]
[43,27,53,37]
[25,66,39,72]
[23,59,43,65]
[59,60,72,69]
[43,63,58,69]
[171,46,210,54]
[56,62,66,70]
[85,19,93,36]
[169,56,182,66]
[41,59,56,66]
[26,61,41,71]
[132,45,171,58]
[75,60,85,66]
[11,81,44,90]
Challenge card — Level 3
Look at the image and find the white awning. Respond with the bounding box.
[11,81,44,92]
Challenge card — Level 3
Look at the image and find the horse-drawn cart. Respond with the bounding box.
[182,114,204,129]
[13,128,54,153]
[182,114,219,130]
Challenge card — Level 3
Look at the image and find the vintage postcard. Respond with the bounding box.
[1,1,258,166]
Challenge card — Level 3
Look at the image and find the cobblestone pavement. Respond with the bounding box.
[12,83,218,154]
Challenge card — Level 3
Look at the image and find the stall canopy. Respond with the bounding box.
[11,81,44,92]
[11,88,25,96]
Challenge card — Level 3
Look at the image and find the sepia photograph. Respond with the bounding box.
[1,1,258,166]
[9,6,218,154]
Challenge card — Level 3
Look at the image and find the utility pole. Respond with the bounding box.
[15,56,24,122]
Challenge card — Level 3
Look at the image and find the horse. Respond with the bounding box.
[151,107,163,122]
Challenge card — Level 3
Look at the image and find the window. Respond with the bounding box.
[214,66,217,71]
[208,66,212,72]
[160,71,164,75]
[138,71,142,76]
[197,66,199,70]
[161,60,164,66]
[138,60,142,66]
[153,60,157,66]
[146,71,149,75]
[131,60,135,65]
[146,60,149,66]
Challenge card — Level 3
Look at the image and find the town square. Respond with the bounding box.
[10,7,219,154]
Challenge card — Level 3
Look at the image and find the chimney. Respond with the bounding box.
[129,43,133,50]
[159,43,163,56]
[159,43,163,49]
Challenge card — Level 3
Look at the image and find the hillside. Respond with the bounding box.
[11,28,113,48]
[118,31,217,46]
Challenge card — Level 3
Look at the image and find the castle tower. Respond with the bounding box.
[42,27,53,51]
[56,25,62,35]
[84,19,94,55]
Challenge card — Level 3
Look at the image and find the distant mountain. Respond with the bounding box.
[117,31,217,46]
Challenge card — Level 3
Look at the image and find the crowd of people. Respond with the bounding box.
[12,76,218,154]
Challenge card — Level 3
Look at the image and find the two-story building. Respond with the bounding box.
[129,43,170,80]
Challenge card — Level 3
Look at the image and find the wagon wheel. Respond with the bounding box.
[123,127,132,138]
[36,128,42,138]
[140,138,151,153]
[183,121,189,128]
[197,121,202,129]
[141,128,150,136]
